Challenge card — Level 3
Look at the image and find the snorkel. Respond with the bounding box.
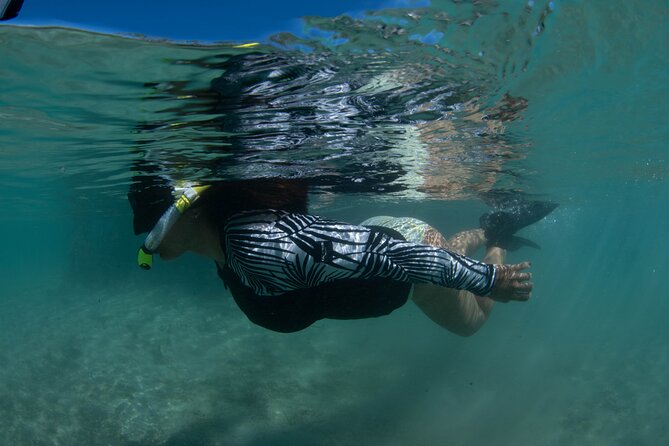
[137,184,210,269]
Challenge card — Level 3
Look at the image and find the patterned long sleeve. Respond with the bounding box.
[223,210,496,297]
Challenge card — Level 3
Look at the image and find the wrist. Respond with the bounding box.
[485,264,498,296]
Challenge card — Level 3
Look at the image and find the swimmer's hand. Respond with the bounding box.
[488,262,533,302]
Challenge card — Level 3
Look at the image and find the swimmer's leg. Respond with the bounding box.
[413,227,505,337]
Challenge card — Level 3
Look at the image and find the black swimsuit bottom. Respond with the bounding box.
[217,226,411,333]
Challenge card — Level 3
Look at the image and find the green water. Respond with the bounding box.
[1,1,668,445]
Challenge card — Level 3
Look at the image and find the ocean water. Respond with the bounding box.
[1,1,668,445]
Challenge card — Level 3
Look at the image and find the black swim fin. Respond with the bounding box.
[480,199,558,250]
[506,235,542,251]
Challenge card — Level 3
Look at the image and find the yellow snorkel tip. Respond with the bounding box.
[137,245,154,270]
[233,42,259,48]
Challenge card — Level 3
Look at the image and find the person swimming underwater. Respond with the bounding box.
[129,179,557,334]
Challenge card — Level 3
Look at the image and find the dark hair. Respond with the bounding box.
[194,179,309,225]
[127,175,174,235]
[128,178,309,235]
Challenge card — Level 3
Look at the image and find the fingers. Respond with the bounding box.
[494,264,531,282]
[512,281,532,301]
[510,261,531,272]
[514,280,533,289]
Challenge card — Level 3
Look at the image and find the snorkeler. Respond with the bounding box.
[0,0,24,21]
[128,179,556,334]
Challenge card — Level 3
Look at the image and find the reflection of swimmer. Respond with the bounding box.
[412,93,529,199]
[136,54,529,200]
[129,179,556,335]
[357,65,529,200]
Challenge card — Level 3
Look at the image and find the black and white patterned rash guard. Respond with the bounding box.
[222,210,496,298]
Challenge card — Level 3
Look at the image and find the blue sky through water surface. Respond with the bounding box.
[9,0,430,41]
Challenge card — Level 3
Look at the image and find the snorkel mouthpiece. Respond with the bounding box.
[137,245,154,270]
[136,185,210,270]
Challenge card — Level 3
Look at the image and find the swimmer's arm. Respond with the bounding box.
[223,210,530,300]
[381,239,533,302]
[379,239,496,295]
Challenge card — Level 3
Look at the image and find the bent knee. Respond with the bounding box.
[448,320,484,337]
[412,285,487,336]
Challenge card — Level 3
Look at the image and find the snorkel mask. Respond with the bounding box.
[137,184,210,269]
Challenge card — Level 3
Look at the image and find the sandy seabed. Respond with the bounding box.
[1,280,667,446]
